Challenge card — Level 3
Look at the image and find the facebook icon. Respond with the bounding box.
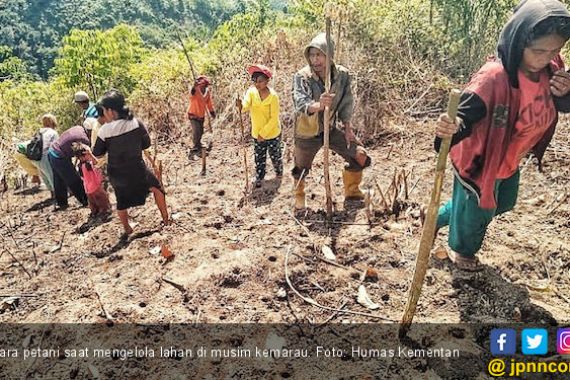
[490,329,517,355]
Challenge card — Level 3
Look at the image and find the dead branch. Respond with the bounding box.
[162,276,186,293]
[4,249,32,279]
[285,246,395,322]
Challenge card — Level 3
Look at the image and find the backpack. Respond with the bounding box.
[25,131,43,161]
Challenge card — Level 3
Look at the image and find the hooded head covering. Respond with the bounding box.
[304,32,335,67]
[498,0,570,88]
[195,75,210,87]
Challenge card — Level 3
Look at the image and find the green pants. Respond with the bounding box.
[436,170,520,257]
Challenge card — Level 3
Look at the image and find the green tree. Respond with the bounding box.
[52,24,144,94]
[0,46,31,81]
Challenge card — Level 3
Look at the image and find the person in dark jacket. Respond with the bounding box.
[435,0,570,271]
[85,90,169,239]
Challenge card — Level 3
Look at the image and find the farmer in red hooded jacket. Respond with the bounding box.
[435,0,570,271]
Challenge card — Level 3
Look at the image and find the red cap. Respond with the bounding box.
[247,64,272,79]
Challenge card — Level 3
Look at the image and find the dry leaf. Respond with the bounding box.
[434,246,448,260]
[22,334,33,348]
[522,279,550,291]
[265,332,286,353]
[87,364,100,379]
[0,297,19,313]
[49,245,61,253]
[161,245,175,263]
[276,288,287,299]
[357,285,380,310]
[525,195,545,206]
[364,268,379,282]
[513,306,522,322]
[322,245,336,261]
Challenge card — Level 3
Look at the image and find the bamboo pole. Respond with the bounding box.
[323,18,334,219]
[399,89,461,338]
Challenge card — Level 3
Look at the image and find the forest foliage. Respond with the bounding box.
[2,0,569,148]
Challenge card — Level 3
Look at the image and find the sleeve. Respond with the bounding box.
[260,94,280,138]
[241,88,253,113]
[552,55,570,113]
[434,91,487,152]
[92,137,107,157]
[86,105,99,118]
[139,119,151,150]
[292,73,316,115]
[336,72,354,123]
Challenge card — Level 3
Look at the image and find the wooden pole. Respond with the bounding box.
[336,14,342,65]
[237,106,249,193]
[200,149,206,176]
[176,30,213,134]
[399,89,461,338]
[323,18,334,219]
[174,30,197,81]
[237,95,245,142]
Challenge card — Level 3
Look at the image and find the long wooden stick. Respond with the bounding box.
[237,95,245,142]
[176,30,213,134]
[237,106,249,193]
[399,89,461,338]
[323,18,334,219]
[200,148,206,176]
[174,30,197,81]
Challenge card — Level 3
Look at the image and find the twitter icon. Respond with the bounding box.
[522,329,548,355]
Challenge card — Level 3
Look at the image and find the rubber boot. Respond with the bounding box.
[343,169,365,200]
[294,178,306,209]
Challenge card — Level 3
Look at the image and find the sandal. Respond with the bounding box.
[119,226,134,241]
[447,250,483,272]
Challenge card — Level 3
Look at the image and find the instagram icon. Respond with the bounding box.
[557,328,570,355]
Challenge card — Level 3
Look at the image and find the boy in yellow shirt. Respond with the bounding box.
[237,65,283,188]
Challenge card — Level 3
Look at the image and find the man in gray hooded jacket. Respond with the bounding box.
[292,32,371,209]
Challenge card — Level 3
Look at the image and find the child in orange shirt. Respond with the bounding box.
[187,75,216,156]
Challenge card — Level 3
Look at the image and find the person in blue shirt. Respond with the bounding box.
[74,91,98,123]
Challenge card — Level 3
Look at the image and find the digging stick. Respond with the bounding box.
[236,95,245,142]
[399,89,461,338]
[323,17,334,219]
[176,30,213,134]
[237,105,249,193]
[174,30,197,81]
[336,14,342,64]
[200,148,206,176]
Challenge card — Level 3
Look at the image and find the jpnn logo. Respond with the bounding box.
[490,329,516,355]
[522,329,548,355]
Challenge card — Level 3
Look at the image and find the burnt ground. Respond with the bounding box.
[0,118,568,378]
